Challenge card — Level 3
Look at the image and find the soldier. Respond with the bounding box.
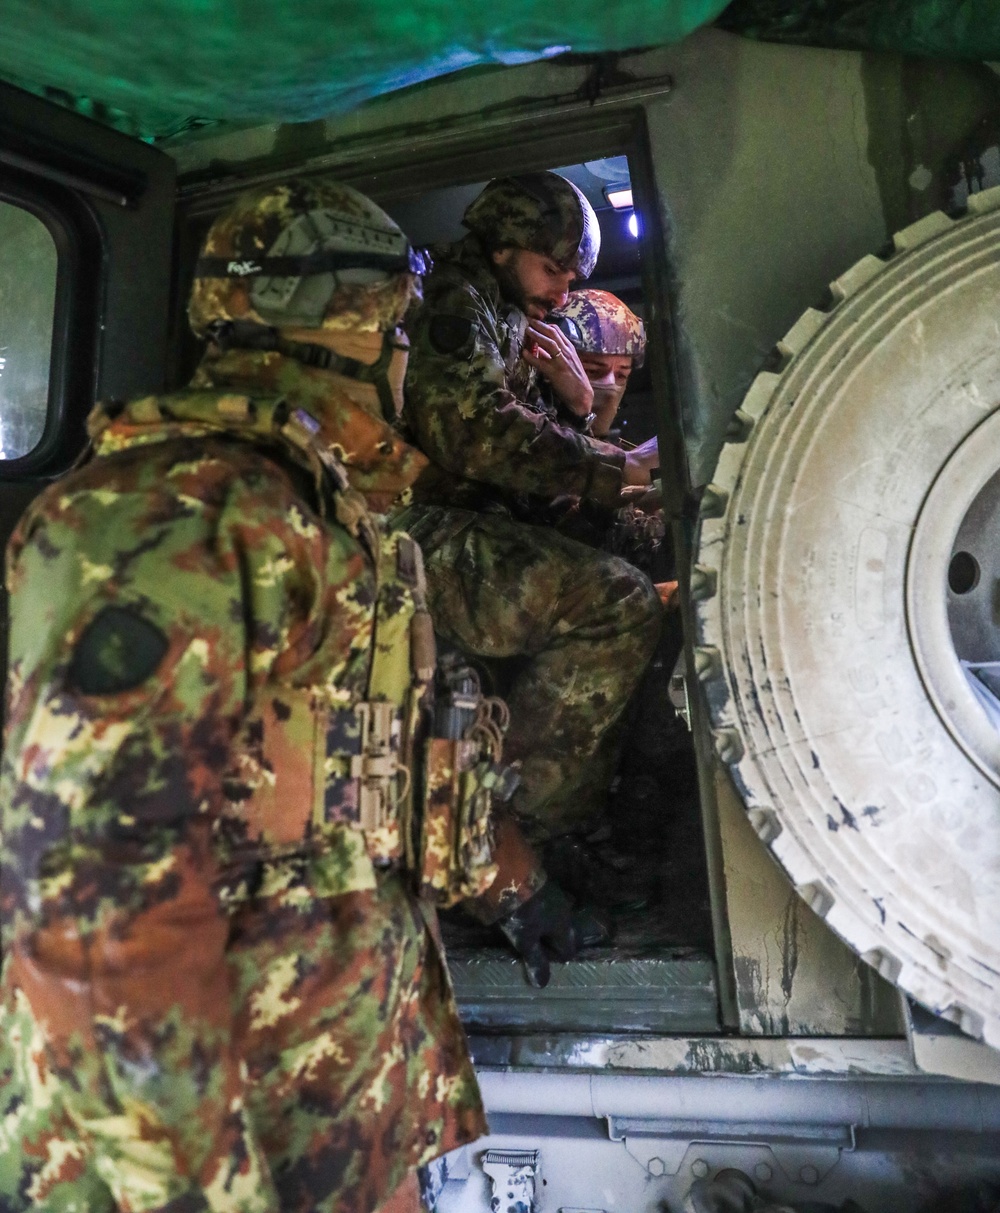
[540,288,680,907]
[552,287,646,438]
[552,287,676,601]
[0,179,488,1213]
[397,172,662,982]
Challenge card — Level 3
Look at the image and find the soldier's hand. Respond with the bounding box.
[620,482,663,513]
[622,436,659,486]
[497,879,579,988]
[522,319,594,417]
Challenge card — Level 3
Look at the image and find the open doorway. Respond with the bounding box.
[377,153,716,1041]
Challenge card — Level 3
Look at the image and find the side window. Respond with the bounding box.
[0,200,57,460]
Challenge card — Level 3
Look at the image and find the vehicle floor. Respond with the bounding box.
[439,729,713,957]
[440,635,719,1034]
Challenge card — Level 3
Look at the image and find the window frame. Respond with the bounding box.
[0,168,103,477]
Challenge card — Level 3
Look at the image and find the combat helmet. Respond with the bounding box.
[555,288,646,367]
[189,177,428,336]
[463,172,601,279]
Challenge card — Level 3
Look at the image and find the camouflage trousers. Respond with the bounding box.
[393,504,662,838]
[0,872,483,1213]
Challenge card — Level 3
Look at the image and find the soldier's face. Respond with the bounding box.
[579,352,633,437]
[491,248,576,319]
[578,352,634,389]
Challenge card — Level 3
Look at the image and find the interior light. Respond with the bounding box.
[606,186,633,210]
[627,213,639,239]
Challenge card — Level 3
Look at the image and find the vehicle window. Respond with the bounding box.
[0,200,57,460]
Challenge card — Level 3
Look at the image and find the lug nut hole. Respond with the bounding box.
[949,550,980,595]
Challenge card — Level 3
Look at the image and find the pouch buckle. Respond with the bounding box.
[351,701,399,832]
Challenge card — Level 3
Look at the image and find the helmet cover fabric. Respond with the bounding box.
[554,288,646,366]
[462,172,601,279]
[189,177,421,335]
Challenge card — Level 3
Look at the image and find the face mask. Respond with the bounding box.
[591,383,627,435]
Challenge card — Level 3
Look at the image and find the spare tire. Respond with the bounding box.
[695,186,1000,1047]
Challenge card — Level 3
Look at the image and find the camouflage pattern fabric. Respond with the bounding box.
[0,363,484,1212]
[399,235,660,835]
[188,178,421,337]
[544,494,666,578]
[462,173,600,278]
[191,344,428,513]
[553,288,646,365]
[392,502,661,837]
[419,736,498,905]
[402,234,626,521]
[607,503,667,575]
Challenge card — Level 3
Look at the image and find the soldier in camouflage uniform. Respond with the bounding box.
[395,173,662,973]
[554,287,646,438]
[552,288,675,597]
[0,179,485,1213]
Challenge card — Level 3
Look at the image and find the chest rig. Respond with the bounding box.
[89,388,513,907]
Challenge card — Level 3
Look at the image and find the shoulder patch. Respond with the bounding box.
[428,314,476,357]
[69,605,169,695]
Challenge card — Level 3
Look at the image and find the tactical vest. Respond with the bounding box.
[88,389,508,907]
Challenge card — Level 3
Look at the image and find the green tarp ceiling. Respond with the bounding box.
[3,0,1000,142]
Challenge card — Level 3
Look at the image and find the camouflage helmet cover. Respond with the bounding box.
[463,172,601,279]
[189,177,422,336]
[555,288,646,367]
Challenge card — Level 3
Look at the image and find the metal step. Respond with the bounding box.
[447,946,719,1033]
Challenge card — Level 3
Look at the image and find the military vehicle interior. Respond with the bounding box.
[0,111,720,1045]
[7,34,1000,1211]
[171,153,718,1045]
[14,25,1000,1064]
[373,157,717,1046]
[5,12,1000,1201]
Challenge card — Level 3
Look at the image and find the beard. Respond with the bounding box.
[492,256,552,318]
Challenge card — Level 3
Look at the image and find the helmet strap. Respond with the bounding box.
[207,320,406,422]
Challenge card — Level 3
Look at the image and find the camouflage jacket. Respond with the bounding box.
[192,344,429,514]
[0,359,484,1213]
[402,235,626,518]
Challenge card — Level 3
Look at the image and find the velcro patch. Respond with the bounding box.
[428,314,476,357]
[69,605,169,695]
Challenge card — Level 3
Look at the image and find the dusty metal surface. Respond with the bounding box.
[715,767,904,1036]
[448,947,718,1033]
[441,1071,1000,1213]
[905,998,1000,1086]
[468,1032,917,1075]
[696,186,1000,1046]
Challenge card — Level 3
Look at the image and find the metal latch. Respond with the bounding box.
[481,1148,540,1213]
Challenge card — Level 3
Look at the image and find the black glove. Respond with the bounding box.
[497,880,579,988]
